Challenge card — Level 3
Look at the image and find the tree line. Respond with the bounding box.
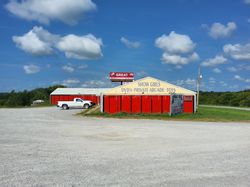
[0,85,65,107]
[0,86,249,107]
[199,90,250,107]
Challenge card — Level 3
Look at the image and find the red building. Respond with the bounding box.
[50,88,109,105]
[100,77,196,114]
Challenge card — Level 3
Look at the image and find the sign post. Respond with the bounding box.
[196,66,202,111]
[109,72,134,85]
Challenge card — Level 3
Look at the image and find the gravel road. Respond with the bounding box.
[1,107,250,186]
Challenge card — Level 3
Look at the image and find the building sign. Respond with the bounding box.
[170,95,183,116]
[110,72,134,82]
[120,80,176,94]
[184,96,193,101]
[103,76,196,96]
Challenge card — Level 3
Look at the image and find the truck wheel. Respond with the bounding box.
[62,104,68,110]
[83,104,89,109]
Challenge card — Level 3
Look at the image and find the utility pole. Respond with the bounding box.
[197,65,202,111]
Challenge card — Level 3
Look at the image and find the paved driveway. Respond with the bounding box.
[1,107,250,186]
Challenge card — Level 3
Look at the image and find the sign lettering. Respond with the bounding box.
[120,81,176,94]
[110,72,134,82]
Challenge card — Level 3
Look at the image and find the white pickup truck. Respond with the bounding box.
[57,98,94,110]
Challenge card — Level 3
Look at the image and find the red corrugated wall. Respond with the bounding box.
[162,95,170,113]
[50,95,100,105]
[131,96,141,113]
[108,96,117,113]
[69,95,75,101]
[103,95,110,112]
[102,95,194,114]
[151,96,162,113]
[183,96,194,113]
[141,96,151,113]
[121,96,131,113]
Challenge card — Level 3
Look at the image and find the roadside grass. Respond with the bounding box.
[79,106,250,122]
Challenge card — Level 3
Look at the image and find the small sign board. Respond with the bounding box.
[170,95,183,116]
[110,72,134,82]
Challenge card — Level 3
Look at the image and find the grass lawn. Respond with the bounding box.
[80,106,250,122]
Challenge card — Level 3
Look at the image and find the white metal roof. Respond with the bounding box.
[50,88,110,96]
[103,76,196,95]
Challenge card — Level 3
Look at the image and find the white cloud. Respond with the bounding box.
[201,55,227,67]
[52,78,82,87]
[136,70,147,78]
[205,22,237,39]
[234,75,250,83]
[209,77,216,84]
[79,64,88,69]
[213,68,221,74]
[120,37,140,48]
[201,24,208,29]
[23,64,40,74]
[185,78,196,86]
[81,80,112,88]
[175,78,196,90]
[229,84,239,90]
[155,31,195,54]
[227,64,250,72]
[242,64,250,71]
[62,64,74,73]
[175,65,182,69]
[62,79,80,86]
[162,54,188,65]
[6,0,96,25]
[227,66,238,72]
[223,43,250,60]
[155,31,198,66]
[57,34,103,60]
[162,52,199,65]
[13,26,58,55]
[13,26,103,60]
[189,52,200,61]
[62,63,88,72]
[220,81,228,87]
[244,0,250,4]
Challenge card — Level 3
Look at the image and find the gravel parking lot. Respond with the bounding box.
[1,107,250,186]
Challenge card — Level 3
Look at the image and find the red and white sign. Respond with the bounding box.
[109,72,134,82]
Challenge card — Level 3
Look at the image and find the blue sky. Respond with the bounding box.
[0,0,250,92]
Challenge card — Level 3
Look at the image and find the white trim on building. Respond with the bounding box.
[50,88,110,96]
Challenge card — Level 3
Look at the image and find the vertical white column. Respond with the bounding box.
[100,93,103,113]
